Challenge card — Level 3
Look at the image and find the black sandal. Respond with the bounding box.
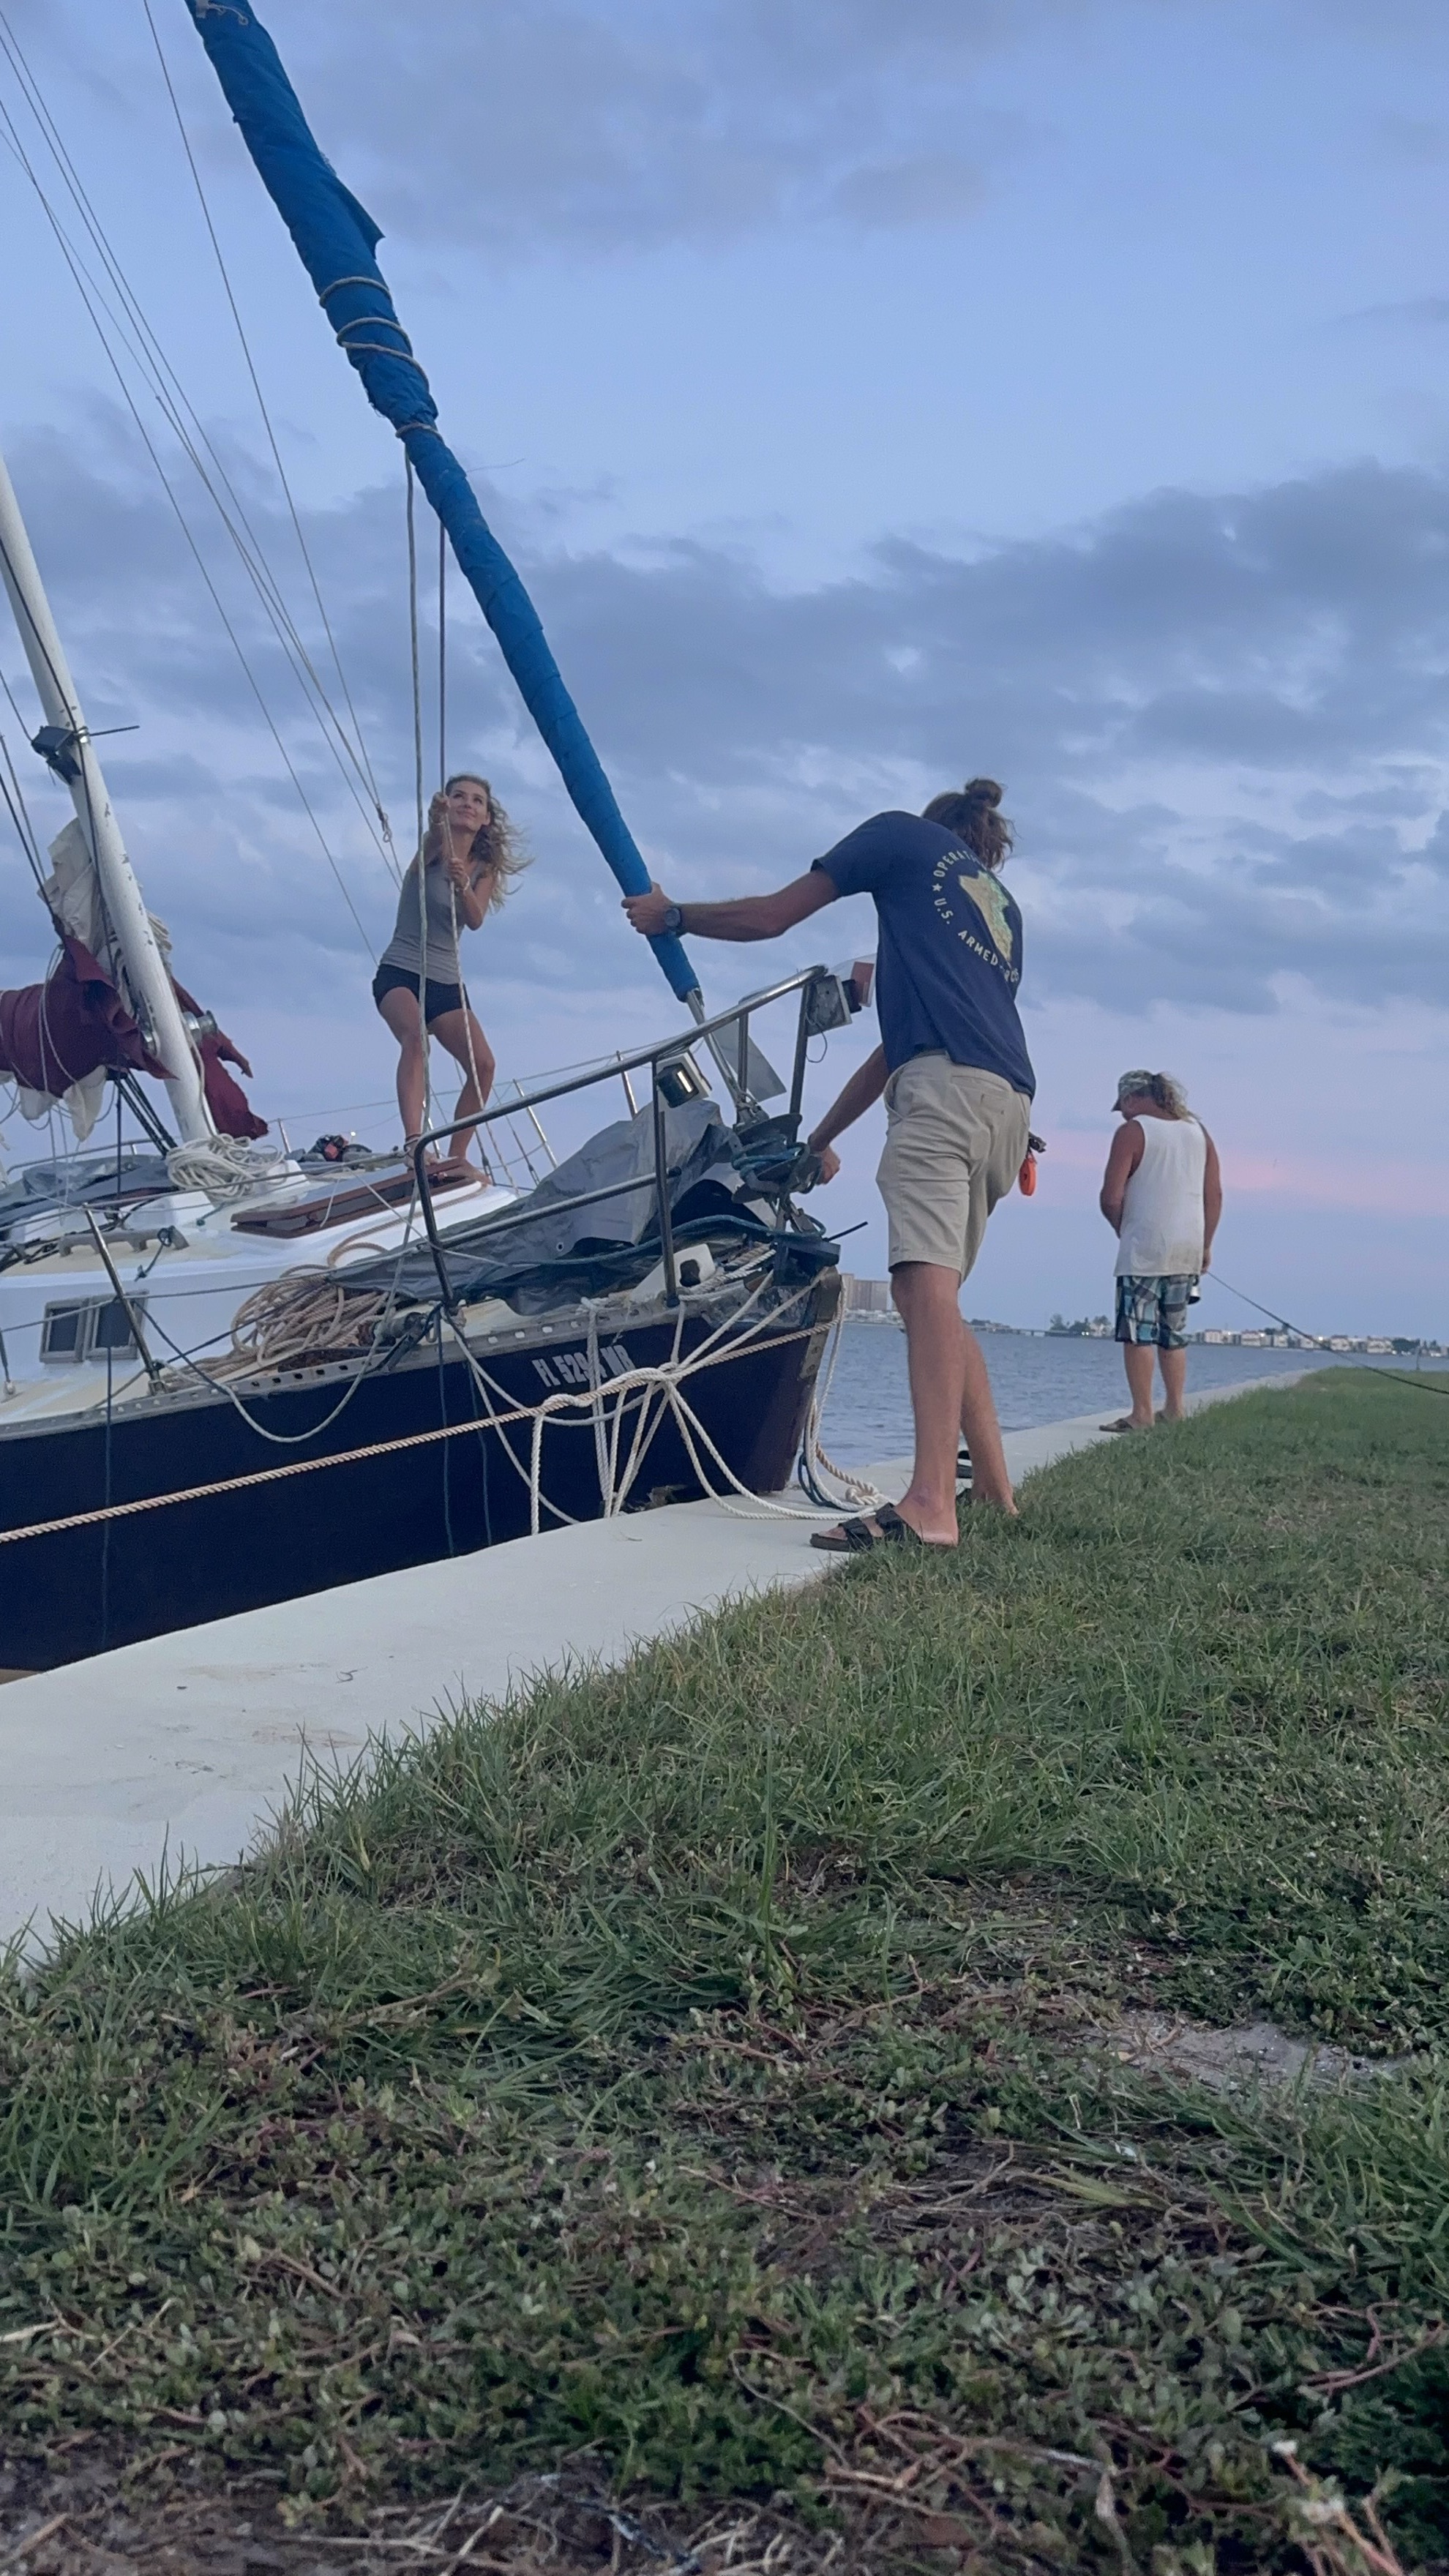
[811,1502,924,1554]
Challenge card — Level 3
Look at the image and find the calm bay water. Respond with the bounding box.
[816,1325,1413,1468]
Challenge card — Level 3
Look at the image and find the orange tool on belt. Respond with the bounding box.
[1019,1131,1045,1196]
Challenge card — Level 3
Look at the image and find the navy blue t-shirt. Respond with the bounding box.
[814,812,1035,1096]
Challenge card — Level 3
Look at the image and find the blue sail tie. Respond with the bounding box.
[181,0,700,1006]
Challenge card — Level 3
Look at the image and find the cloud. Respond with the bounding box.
[1371,111,1449,165]
[1342,296,1449,329]
[827,153,988,228]
[2,419,1448,1032]
[202,0,1056,257]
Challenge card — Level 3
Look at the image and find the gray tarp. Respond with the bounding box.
[344,1098,752,1311]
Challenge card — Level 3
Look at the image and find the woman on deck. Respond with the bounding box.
[372,773,526,1171]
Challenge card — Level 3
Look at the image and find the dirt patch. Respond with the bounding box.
[0,2463,858,2576]
[1094,2009,1412,2092]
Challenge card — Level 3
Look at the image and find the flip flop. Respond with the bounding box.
[1100,1417,1152,1434]
[811,1502,926,1554]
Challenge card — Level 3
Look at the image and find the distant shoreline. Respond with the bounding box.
[836,1280,1445,1357]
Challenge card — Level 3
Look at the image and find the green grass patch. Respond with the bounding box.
[1,1371,1447,2566]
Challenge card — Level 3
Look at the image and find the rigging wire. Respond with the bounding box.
[427,505,537,1186]
[0,696,47,888]
[135,0,399,882]
[0,167,388,926]
[0,17,555,1183]
[405,464,426,877]
[438,515,447,790]
[0,25,392,926]
[404,456,432,1131]
[0,742,46,893]
[0,97,375,950]
[0,10,391,850]
[0,514,128,1014]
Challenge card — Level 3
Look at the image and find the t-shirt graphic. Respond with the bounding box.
[813,810,1035,1096]
[940,859,1014,965]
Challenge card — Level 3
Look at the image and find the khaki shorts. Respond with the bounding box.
[877,1054,1032,1280]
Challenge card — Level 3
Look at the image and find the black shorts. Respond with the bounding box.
[372,963,467,1026]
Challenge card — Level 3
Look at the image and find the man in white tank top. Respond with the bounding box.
[1098,1071,1222,1431]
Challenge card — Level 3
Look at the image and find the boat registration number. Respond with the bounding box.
[531,1341,634,1390]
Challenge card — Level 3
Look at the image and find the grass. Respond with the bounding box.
[1,1369,1447,2569]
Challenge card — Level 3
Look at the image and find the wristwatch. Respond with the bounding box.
[659,902,684,935]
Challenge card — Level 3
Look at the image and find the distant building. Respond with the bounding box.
[1191,1326,1445,1356]
[840,1275,892,1317]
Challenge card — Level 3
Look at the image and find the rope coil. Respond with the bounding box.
[165,1137,288,1203]
[220,1269,388,1373]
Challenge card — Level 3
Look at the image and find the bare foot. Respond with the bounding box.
[892,1500,959,1546]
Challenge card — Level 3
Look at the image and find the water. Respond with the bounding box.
[816,1325,1415,1468]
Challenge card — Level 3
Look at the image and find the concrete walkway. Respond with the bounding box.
[0,1379,1287,1950]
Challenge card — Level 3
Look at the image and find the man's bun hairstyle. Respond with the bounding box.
[922,777,1014,872]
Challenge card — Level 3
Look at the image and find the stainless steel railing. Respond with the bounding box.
[410,965,850,1311]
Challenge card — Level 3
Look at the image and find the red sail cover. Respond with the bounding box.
[0,935,266,1140]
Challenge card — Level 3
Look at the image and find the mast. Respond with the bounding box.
[0,446,214,1144]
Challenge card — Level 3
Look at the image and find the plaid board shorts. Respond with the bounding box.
[1115,1273,1199,1349]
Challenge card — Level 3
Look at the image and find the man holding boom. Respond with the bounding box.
[624,779,1034,1547]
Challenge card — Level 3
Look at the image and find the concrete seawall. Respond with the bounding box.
[0,1377,1300,1950]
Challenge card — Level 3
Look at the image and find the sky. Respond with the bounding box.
[1,0,1447,1334]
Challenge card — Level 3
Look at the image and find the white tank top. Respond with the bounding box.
[1115,1116,1207,1276]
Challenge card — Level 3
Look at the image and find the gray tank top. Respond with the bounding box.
[378,858,474,984]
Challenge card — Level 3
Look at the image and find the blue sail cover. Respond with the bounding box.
[181,0,700,1007]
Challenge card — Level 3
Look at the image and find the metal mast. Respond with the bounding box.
[0,446,214,1143]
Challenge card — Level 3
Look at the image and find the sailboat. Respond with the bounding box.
[0,2,856,1670]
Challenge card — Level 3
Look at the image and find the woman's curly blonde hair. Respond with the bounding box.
[418,773,531,914]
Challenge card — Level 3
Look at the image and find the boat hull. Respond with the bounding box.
[0,1273,838,1669]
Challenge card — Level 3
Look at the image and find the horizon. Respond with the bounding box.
[839,1278,1446,1348]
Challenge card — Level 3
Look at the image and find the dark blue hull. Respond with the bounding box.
[0,1278,838,1669]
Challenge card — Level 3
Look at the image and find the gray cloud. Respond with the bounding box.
[221,0,1065,255]
[2,421,1447,1030]
[1372,111,1449,165]
[1343,296,1449,328]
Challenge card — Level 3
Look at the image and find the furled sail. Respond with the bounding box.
[1,812,262,1145]
[181,0,701,1010]
[0,816,266,1142]
[0,938,261,1144]
[0,959,266,1142]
